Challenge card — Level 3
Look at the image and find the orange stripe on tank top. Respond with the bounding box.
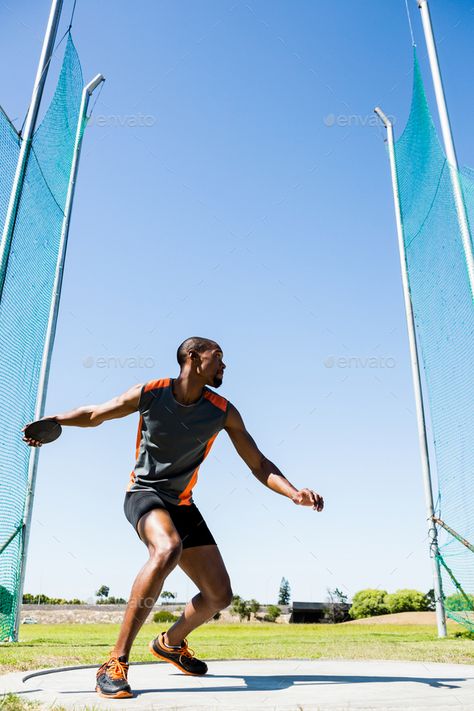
[127,414,143,491]
[178,432,218,506]
[128,379,168,491]
[144,377,170,392]
[203,390,227,412]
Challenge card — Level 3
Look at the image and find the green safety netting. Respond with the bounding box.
[394,52,474,632]
[0,108,20,277]
[0,35,84,641]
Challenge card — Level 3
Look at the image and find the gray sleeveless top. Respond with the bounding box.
[127,378,229,505]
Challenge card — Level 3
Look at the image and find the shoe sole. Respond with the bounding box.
[148,640,207,676]
[95,685,133,699]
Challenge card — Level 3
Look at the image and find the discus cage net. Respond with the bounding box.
[387,51,474,632]
[0,33,90,642]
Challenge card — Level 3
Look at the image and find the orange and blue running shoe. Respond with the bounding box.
[149,631,208,676]
[96,654,133,698]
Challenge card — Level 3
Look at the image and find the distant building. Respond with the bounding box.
[290,601,351,623]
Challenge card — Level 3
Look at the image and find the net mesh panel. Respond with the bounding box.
[0,108,20,278]
[394,52,474,632]
[0,35,83,641]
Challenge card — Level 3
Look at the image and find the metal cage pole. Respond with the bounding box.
[417,0,474,298]
[374,106,447,638]
[0,0,64,298]
[13,74,105,641]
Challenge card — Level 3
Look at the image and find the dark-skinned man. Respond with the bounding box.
[22,336,324,699]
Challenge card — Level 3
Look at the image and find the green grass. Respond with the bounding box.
[1,622,473,673]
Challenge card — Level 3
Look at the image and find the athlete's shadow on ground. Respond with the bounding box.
[63,673,468,696]
[134,673,466,693]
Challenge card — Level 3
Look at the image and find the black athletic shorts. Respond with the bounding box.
[123,490,216,549]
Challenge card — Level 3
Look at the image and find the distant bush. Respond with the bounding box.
[385,589,429,614]
[230,595,262,621]
[22,593,85,605]
[424,589,436,611]
[153,610,178,623]
[97,596,127,604]
[453,629,474,640]
[160,591,177,603]
[349,589,388,619]
[231,595,251,621]
[445,593,474,612]
[248,599,260,615]
[324,588,350,623]
[264,605,281,622]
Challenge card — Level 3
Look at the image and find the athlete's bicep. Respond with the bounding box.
[224,404,264,472]
[91,383,143,425]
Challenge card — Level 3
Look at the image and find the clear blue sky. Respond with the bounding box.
[2,0,473,604]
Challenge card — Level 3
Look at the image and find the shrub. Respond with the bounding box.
[424,589,436,611]
[230,595,261,621]
[248,599,260,616]
[453,629,474,640]
[231,595,251,621]
[265,604,281,622]
[324,587,350,623]
[445,593,474,612]
[385,589,429,613]
[153,610,178,623]
[22,593,85,605]
[97,596,127,605]
[349,589,388,619]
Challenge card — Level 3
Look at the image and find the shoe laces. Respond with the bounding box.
[178,639,195,660]
[99,655,129,680]
[161,634,195,660]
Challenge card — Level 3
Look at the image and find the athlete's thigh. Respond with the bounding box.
[137,508,181,550]
[178,544,231,595]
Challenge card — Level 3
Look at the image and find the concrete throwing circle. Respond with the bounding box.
[1,659,474,710]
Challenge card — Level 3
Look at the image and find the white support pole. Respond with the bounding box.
[374,106,447,638]
[418,0,474,298]
[13,74,105,641]
[0,0,64,297]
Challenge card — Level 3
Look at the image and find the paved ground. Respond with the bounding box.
[1,659,474,710]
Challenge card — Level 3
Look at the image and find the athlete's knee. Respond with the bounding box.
[148,537,182,570]
[208,583,233,611]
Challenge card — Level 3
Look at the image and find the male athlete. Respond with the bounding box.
[23,337,324,699]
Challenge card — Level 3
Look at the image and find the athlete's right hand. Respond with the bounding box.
[292,488,324,511]
[21,418,54,447]
[21,425,42,447]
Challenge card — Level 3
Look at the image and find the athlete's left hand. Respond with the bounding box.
[292,488,324,511]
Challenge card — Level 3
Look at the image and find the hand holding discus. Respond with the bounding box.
[22,417,62,447]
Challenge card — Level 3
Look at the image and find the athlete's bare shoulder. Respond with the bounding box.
[122,382,144,408]
[224,403,245,431]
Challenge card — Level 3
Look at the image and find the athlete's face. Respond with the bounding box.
[200,346,226,388]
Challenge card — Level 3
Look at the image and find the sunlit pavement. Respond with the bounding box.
[2,658,474,710]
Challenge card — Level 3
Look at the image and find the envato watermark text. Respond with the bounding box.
[83,356,155,369]
[324,355,396,369]
[89,113,156,128]
[323,113,396,128]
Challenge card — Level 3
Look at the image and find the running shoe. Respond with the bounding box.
[149,631,208,675]
[96,654,133,698]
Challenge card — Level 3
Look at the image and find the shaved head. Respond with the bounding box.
[177,337,220,367]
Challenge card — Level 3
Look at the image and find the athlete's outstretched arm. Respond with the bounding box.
[224,404,324,511]
[22,383,143,446]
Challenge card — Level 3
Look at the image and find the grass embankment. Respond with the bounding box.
[1,621,473,673]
